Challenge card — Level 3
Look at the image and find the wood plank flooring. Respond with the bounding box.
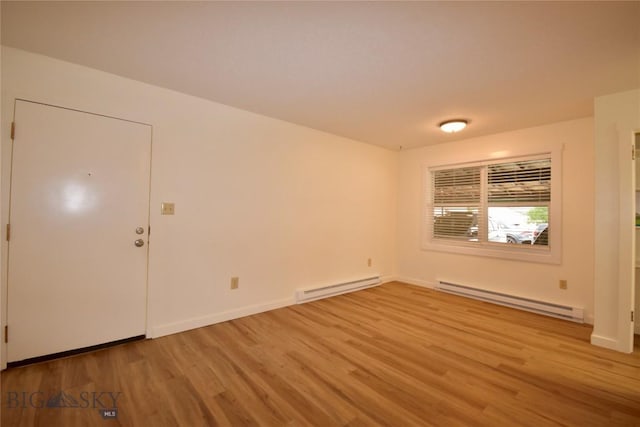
[2,282,640,426]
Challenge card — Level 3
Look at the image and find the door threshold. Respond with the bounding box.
[7,335,146,369]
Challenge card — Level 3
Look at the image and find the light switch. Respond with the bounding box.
[161,202,175,215]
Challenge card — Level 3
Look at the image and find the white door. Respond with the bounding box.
[7,100,151,363]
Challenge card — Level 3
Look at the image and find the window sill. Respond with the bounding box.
[422,240,560,264]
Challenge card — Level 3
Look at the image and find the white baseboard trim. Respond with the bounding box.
[150,276,400,338]
[590,334,620,351]
[394,276,438,289]
[149,296,295,338]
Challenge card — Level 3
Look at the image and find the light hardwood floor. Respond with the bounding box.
[2,282,640,426]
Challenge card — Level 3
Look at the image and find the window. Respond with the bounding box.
[424,153,559,263]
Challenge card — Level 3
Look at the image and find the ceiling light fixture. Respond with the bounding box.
[439,119,468,133]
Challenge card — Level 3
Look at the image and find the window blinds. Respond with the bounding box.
[488,159,551,204]
[431,157,551,243]
[432,166,481,239]
[433,166,481,205]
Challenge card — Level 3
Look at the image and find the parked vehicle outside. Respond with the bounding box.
[512,223,548,244]
[433,208,549,245]
[531,224,549,245]
[433,212,506,243]
[505,228,528,244]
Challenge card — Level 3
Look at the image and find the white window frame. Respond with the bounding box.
[422,146,562,264]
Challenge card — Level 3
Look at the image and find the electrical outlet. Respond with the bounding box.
[230,277,239,290]
[559,279,567,290]
[161,202,175,215]
[367,258,372,267]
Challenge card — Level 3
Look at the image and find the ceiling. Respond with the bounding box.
[2,1,639,150]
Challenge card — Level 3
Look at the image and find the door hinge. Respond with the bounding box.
[5,224,10,242]
[10,122,15,140]
[633,145,636,161]
[148,225,151,236]
[4,325,7,343]
[632,311,635,322]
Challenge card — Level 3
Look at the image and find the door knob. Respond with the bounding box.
[135,227,145,235]
[134,239,145,247]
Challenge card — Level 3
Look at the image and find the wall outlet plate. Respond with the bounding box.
[161,202,175,215]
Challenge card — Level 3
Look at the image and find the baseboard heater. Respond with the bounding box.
[436,281,584,323]
[296,276,381,303]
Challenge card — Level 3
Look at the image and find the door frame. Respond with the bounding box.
[1,99,154,368]
[615,126,639,353]
[635,131,640,337]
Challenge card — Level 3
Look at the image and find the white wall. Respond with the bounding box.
[593,89,640,352]
[396,118,595,322]
[0,47,398,365]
